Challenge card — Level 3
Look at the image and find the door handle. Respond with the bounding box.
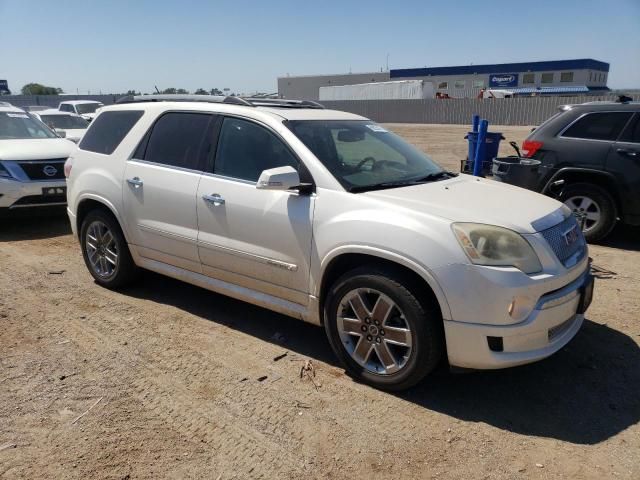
[202,193,225,206]
[617,149,638,157]
[127,177,144,187]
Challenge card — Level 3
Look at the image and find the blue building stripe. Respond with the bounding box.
[391,59,609,78]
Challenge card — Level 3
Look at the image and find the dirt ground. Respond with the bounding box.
[1,125,639,480]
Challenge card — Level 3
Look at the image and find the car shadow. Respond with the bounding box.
[125,270,640,446]
[0,210,71,242]
[595,223,640,251]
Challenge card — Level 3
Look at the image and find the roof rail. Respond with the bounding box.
[243,98,325,109]
[114,94,325,109]
[116,94,253,106]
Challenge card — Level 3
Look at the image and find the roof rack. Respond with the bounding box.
[243,98,325,109]
[116,94,253,106]
[115,94,325,109]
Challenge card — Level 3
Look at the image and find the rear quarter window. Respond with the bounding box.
[79,110,144,155]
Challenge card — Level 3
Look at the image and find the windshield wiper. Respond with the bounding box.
[348,170,457,193]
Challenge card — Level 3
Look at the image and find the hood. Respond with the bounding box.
[61,129,86,143]
[0,138,77,160]
[364,175,568,234]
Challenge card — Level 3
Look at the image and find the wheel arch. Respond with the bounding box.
[317,247,452,326]
[542,168,621,215]
[75,195,130,242]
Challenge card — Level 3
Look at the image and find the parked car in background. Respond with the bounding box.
[58,100,104,121]
[517,100,640,241]
[65,95,593,390]
[21,105,53,112]
[0,104,75,212]
[33,109,90,143]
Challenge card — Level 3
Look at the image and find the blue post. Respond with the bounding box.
[473,119,489,177]
[472,114,480,133]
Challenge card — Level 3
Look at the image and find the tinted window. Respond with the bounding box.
[620,115,640,143]
[79,111,143,155]
[142,112,215,170]
[214,117,299,182]
[562,112,633,141]
[541,73,553,83]
[523,73,535,84]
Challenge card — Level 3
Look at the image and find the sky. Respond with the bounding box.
[1,0,639,95]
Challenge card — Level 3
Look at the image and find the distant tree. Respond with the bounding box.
[161,87,177,94]
[176,88,189,94]
[194,88,208,95]
[210,88,223,95]
[126,89,141,95]
[21,83,63,95]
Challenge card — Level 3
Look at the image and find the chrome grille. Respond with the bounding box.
[541,215,586,267]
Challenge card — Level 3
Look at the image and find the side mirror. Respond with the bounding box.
[55,129,67,138]
[256,166,300,191]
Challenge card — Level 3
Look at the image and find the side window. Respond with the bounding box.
[141,112,215,171]
[79,110,144,155]
[60,104,71,112]
[620,114,640,143]
[214,117,299,182]
[562,112,634,141]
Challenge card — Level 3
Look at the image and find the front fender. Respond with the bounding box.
[317,245,453,321]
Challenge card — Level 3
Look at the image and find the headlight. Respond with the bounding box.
[452,223,542,274]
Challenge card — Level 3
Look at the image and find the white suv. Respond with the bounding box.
[1,104,76,212]
[65,95,594,390]
[58,100,104,121]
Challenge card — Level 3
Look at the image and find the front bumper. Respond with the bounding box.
[0,178,67,209]
[444,267,593,369]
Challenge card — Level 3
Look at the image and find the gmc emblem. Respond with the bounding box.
[563,225,579,246]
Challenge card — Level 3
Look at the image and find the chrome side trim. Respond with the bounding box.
[198,239,298,272]
[137,223,197,244]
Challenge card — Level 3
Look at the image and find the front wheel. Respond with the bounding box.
[324,266,443,391]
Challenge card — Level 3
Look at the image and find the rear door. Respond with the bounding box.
[607,112,640,219]
[122,111,218,272]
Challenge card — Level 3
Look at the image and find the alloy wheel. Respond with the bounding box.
[336,288,413,375]
[85,220,119,278]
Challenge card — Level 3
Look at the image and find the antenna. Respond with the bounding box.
[154,85,160,94]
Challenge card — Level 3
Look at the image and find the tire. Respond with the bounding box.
[559,183,617,242]
[324,266,443,391]
[80,209,138,289]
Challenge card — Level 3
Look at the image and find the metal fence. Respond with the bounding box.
[321,94,640,125]
[3,93,639,126]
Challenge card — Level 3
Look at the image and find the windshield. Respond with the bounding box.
[286,120,445,191]
[0,112,57,139]
[40,114,89,130]
[75,103,103,114]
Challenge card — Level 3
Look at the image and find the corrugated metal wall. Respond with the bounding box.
[2,94,119,108]
[321,94,640,125]
[3,93,639,126]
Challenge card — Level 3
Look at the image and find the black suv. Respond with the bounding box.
[517,101,640,241]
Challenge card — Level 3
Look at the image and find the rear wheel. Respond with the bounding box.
[324,266,443,391]
[560,183,617,242]
[80,209,138,288]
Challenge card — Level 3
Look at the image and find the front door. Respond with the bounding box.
[122,111,218,272]
[196,116,314,305]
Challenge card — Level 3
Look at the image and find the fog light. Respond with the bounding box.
[508,295,535,322]
[487,336,504,352]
